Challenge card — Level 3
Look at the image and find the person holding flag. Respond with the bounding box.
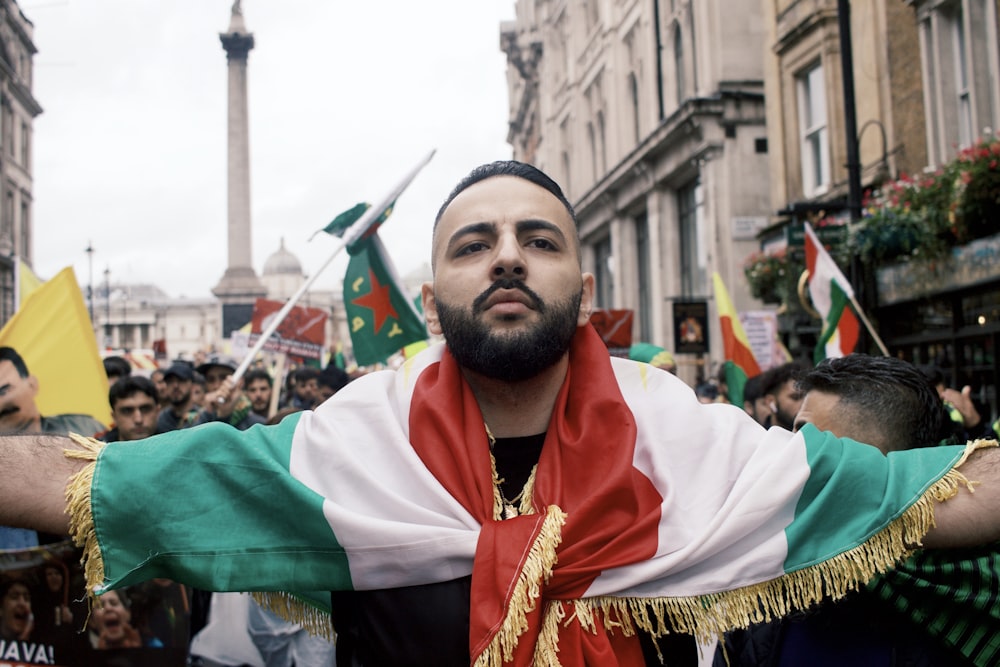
[0,161,998,667]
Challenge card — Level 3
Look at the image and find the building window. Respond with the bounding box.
[560,118,572,194]
[587,122,597,183]
[19,200,28,260]
[19,122,28,167]
[797,61,830,196]
[593,235,614,308]
[678,179,707,298]
[2,192,12,247]
[635,213,653,342]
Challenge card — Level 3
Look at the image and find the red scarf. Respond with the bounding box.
[409,324,664,665]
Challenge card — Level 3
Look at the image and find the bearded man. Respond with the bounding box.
[0,162,999,667]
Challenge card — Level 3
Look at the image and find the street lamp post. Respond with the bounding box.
[104,266,111,349]
[85,242,94,326]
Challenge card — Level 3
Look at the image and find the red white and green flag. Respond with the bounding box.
[712,271,761,405]
[804,222,860,363]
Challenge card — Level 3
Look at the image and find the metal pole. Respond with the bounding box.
[104,266,111,349]
[85,241,94,325]
[837,0,862,223]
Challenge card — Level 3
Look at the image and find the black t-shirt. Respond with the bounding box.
[329,433,696,666]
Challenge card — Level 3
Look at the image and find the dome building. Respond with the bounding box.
[261,238,305,301]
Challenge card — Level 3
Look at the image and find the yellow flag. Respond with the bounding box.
[18,259,43,304]
[0,267,111,427]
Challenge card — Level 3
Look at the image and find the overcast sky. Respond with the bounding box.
[27,1,515,299]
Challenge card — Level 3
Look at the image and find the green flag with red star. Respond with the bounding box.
[344,233,427,366]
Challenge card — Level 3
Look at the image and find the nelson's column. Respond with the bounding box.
[213,0,266,335]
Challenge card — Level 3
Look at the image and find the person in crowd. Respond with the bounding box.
[314,365,351,407]
[920,364,998,445]
[244,369,274,421]
[694,381,720,404]
[719,354,998,666]
[195,354,266,430]
[0,161,999,666]
[0,579,32,640]
[283,366,320,410]
[742,373,771,427]
[155,362,201,433]
[102,355,132,387]
[150,368,169,410]
[30,561,90,650]
[758,360,810,430]
[103,376,160,443]
[628,342,677,373]
[190,371,207,410]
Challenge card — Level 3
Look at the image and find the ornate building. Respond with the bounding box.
[0,0,40,325]
[502,0,772,382]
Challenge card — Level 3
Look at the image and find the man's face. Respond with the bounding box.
[1,582,30,640]
[749,395,773,427]
[0,360,40,433]
[423,176,594,381]
[163,375,192,407]
[769,379,804,430]
[151,371,167,400]
[294,378,318,403]
[246,378,272,413]
[203,365,233,393]
[112,391,158,441]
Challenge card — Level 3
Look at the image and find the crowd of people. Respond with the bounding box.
[0,160,997,667]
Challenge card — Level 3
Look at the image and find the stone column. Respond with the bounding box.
[213,1,266,336]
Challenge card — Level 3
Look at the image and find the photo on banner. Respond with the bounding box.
[0,541,189,665]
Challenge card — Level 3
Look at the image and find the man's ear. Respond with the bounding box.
[27,375,38,397]
[421,282,442,336]
[577,273,596,326]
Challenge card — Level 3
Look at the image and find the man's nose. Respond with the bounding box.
[490,235,526,278]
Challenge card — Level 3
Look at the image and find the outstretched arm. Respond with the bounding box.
[923,444,1000,548]
[0,434,89,534]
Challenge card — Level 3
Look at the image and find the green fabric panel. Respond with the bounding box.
[723,361,748,407]
[92,412,351,612]
[784,425,965,571]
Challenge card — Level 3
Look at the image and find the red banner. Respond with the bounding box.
[589,309,634,357]
[249,298,328,360]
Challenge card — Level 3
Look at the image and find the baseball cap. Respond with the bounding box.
[163,362,194,382]
[196,354,239,376]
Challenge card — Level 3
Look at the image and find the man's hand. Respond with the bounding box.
[941,385,982,428]
[205,377,242,419]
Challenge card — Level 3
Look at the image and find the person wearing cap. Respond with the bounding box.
[628,342,677,374]
[155,362,201,434]
[195,355,266,431]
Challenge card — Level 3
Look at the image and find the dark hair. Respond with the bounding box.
[318,366,350,392]
[109,376,159,409]
[0,578,29,600]
[795,354,942,451]
[742,374,764,404]
[244,369,273,388]
[192,371,206,389]
[103,355,132,380]
[434,161,576,229]
[759,360,812,397]
[293,367,320,383]
[0,347,29,378]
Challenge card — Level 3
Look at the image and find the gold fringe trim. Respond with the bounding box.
[473,504,567,667]
[251,591,337,641]
[64,433,106,599]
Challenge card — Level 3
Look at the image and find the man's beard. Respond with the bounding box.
[436,278,582,382]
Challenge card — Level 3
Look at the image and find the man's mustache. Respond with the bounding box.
[0,405,19,419]
[472,279,544,314]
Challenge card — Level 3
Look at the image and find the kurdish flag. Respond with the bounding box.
[712,271,761,406]
[71,324,981,664]
[344,233,427,366]
[805,223,860,363]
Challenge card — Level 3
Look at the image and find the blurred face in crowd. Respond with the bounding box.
[92,589,134,646]
[768,379,804,431]
[294,378,318,404]
[150,370,167,403]
[112,391,159,441]
[44,565,64,594]
[0,360,41,433]
[246,378,272,414]
[203,365,234,393]
[0,581,31,640]
[163,375,192,408]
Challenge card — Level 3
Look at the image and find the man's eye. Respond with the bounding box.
[456,241,489,256]
[527,238,557,250]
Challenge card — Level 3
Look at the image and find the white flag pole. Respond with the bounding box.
[228,149,436,386]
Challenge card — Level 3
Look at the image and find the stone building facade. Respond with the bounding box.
[502,0,773,382]
[0,0,40,324]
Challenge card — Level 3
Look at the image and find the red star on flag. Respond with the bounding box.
[351,269,399,334]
